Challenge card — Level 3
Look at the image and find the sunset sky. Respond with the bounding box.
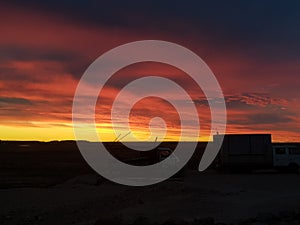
[1,1,300,142]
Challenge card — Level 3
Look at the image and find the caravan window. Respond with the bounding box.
[288,148,300,155]
[275,148,286,155]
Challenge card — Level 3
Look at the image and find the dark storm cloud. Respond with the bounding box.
[0,46,78,62]
[6,0,300,61]
[217,93,295,126]
[0,46,90,79]
[226,93,271,109]
[0,96,73,123]
[0,97,33,105]
[227,113,293,126]
[248,113,293,124]
[194,92,294,125]
[194,93,285,109]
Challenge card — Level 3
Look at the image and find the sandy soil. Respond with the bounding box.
[1,171,300,225]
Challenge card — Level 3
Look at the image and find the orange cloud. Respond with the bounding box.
[1,4,300,142]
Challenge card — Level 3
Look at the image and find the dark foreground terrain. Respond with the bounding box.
[1,141,300,225]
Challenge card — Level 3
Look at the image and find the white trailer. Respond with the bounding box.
[273,145,300,172]
[215,134,300,172]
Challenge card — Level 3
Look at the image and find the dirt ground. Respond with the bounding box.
[1,142,300,225]
[1,171,300,225]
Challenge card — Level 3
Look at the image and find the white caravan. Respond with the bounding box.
[273,145,300,171]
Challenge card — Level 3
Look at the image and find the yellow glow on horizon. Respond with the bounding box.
[0,124,75,141]
[2,122,296,142]
[0,122,211,142]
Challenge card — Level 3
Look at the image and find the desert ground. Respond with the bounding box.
[1,142,300,225]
